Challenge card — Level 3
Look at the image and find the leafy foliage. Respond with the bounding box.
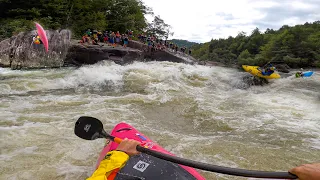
[146,15,173,39]
[0,0,167,40]
[191,21,320,68]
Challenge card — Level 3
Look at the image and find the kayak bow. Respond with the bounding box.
[74,116,297,179]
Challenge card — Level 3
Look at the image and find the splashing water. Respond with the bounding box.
[1,62,319,180]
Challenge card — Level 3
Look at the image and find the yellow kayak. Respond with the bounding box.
[242,65,281,79]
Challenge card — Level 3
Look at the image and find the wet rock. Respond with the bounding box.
[275,64,290,73]
[242,75,269,87]
[126,40,146,51]
[64,43,142,66]
[128,40,196,64]
[64,40,196,65]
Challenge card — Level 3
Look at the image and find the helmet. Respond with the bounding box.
[270,67,275,70]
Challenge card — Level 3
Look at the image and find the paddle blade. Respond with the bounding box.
[75,116,104,140]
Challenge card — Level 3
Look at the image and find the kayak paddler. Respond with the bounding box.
[87,138,140,180]
[296,71,304,78]
[33,34,43,45]
[87,139,320,180]
[261,64,276,76]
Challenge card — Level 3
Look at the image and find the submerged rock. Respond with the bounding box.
[275,64,290,73]
[242,75,269,87]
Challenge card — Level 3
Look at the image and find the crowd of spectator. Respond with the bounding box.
[137,34,192,55]
[79,29,192,55]
[79,29,133,48]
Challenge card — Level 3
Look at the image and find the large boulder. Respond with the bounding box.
[275,64,290,73]
[127,40,146,51]
[0,30,71,69]
[64,43,143,66]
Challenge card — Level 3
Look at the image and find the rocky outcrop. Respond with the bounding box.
[64,42,143,66]
[0,31,197,69]
[127,40,146,51]
[128,40,196,64]
[64,40,196,66]
[0,30,71,69]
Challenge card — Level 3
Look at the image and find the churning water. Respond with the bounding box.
[1,61,319,179]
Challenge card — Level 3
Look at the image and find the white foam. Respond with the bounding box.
[1,62,319,179]
[0,146,38,161]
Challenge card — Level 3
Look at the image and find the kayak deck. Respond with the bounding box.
[96,122,205,180]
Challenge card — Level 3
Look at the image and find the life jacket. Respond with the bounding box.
[87,151,129,180]
[88,152,198,180]
[34,36,41,44]
[262,70,274,76]
[34,39,40,44]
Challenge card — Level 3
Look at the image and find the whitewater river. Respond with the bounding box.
[1,61,319,180]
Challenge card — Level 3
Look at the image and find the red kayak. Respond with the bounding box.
[96,122,205,180]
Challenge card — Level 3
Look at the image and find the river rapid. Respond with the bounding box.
[1,61,319,180]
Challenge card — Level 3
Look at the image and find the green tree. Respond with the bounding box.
[191,21,320,68]
[170,39,198,48]
[146,15,172,39]
[0,0,170,40]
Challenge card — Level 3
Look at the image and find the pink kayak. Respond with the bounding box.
[96,122,205,180]
[35,22,49,52]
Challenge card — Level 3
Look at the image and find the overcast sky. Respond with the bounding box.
[143,0,320,43]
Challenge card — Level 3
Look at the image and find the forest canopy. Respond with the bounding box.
[170,39,198,48]
[0,0,170,40]
[191,21,320,68]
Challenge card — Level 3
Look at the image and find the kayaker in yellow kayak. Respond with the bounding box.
[87,139,320,180]
[260,64,276,76]
[242,64,280,79]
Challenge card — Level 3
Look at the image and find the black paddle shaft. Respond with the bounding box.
[74,116,298,179]
[137,146,297,179]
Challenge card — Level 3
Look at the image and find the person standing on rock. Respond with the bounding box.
[115,31,121,45]
[123,35,129,48]
[103,31,109,43]
[128,30,133,40]
[92,30,99,45]
[97,31,103,42]
[109,32,115,47]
